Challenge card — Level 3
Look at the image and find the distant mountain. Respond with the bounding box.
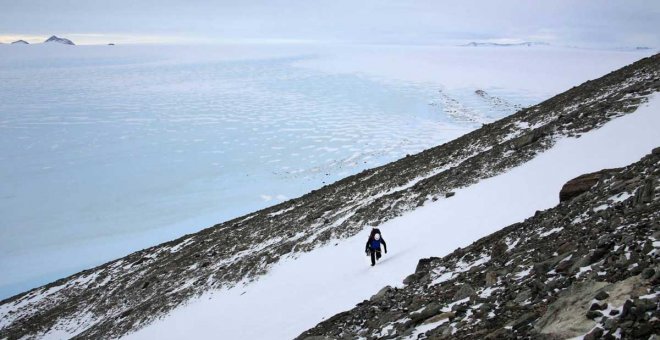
[43,35,75,45]
[463,41,549,47]
[11,40,29,45]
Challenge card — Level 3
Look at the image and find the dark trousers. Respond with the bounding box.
[369,249,382,265]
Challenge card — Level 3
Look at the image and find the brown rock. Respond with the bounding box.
[485,271,498,286]
[559,169,618,202]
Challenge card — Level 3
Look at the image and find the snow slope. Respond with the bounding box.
[125,96,660,339]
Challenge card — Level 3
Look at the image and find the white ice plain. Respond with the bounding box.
[124,95,660,339]
[0,43,653,298]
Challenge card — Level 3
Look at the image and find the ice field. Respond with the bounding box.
[0,43,652,298]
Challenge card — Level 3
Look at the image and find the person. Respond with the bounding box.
[365,230,387,266]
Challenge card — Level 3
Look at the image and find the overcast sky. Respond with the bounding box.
[1,0,658,47]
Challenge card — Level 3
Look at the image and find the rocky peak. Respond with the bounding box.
[43,35,75,45]
[11,40,29,45]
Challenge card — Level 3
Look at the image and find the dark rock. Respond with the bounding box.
[511,312,538,330]
[632,323,653,337]
[453,284,476,301]
[634,298,656,312]
[422,312,454,325]
[556,241,576,254]
[636,179,655,204]
[451,303,468,315]
[370,286,392,301]
[603,316,618,329]
[555,258,574,273]
[410,303,441,323]
[588,248,610,264]
[641,267,655,280]
[512,130,543,150]
[403,273,420,285]
[445,192,455,198]
[491,241,508,259]
[620,300,634,319]
[515,289,532,304]
[415,258,437,274]
[586,310,603,319]
[594,291,609,301]
[584,327,604,340]
[589,302,608,311]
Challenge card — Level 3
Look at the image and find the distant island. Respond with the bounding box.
[463,41,549,47]
[2,35,77,45]
[44,35,75,45]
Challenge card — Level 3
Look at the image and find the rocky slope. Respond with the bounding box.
[0,54,658,339]
[297,148,660,339]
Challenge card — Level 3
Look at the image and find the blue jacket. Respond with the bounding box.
[366,236,387,252]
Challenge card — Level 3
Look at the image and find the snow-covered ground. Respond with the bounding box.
[0,43,653,298]
[125,96,660,339]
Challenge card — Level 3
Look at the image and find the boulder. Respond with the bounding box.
[409,303,441,323]
[510,312,538,330]
[453,284,476,300]
[559,170,613,202]
[414,257,438,273]
[484,271,498,286]
[584,327,604,340]
[370,286,392,301]
[535,280,608,337]
[490,241,508,259]
[594,291,609,301]
[512,130,544,150]
[422,312,454,325]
